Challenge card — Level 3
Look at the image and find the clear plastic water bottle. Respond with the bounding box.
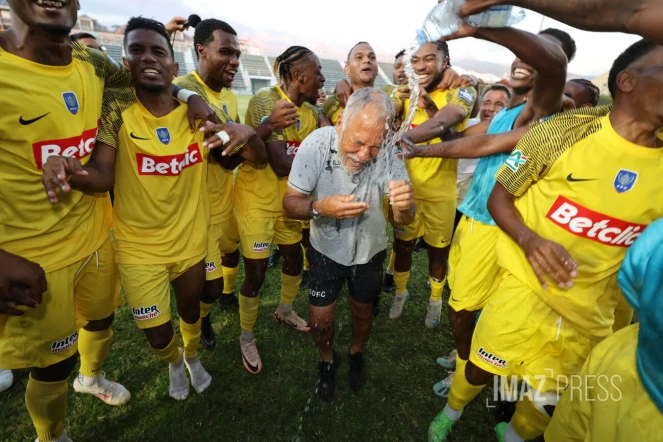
[415,0,526,45]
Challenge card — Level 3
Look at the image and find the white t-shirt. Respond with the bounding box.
[457,117,481,182]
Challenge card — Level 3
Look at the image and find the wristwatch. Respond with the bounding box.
[309,201,321,220]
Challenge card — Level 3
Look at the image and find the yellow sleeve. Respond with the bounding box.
[245,90,284,144]
[174,74,232,124]
[446,86,477,117]
[322,95,341,122]
[72,42,131,88]
[96,88,135,150]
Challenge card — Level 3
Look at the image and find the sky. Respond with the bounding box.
[80,0,641,78]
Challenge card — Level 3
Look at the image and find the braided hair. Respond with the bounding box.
[435,40,451,67]
[570,79,601,107]
[273,46,314,85]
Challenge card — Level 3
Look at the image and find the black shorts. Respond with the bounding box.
[307,247,386,308]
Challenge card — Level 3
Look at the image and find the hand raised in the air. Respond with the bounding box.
[388,180,415,212]
[522,234,579,289]
[268,99,299,130]
[0,250,47,315]
[41,156,88,204]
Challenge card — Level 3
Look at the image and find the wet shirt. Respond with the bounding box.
[288,127,409,266]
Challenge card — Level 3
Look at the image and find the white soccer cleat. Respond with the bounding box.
[240,338,263,375]
[425,299,443,329]
[35,428,73,442]
[436,349,458,370]
[0,368,13,393]
[169,351,190,401]
[389,291,410,320]
[73,373,130,406]
[184,355,212,394]
[433,371,455,398]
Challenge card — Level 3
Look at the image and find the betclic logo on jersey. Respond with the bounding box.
[546,196,647,247]
[286,141,301,157]
[32,125,99,169]
[137,143,202,176]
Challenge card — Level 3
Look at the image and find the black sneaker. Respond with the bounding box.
[348,352,366,391]
[372,297,380,317]
[200,314,216,350]
[316,350,340,402]
[383,273,395,293]
[267,248,281,269]
[300,270,310,291]
[219,293,239,310]
[413,237,427,253]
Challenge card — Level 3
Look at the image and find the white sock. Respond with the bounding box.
[168,353,189,400]
[429,299,443,306]
[240,330,255,341]
[395,291,407,297]
[443,403,462,421]
[77,373,98,387]
[386,269,394,276]
[504,421,525,442]
[184,355,212,394]
[276,303,293,316]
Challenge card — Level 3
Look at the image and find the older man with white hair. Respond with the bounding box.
[284,88,416,402]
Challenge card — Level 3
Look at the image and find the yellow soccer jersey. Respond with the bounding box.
[404,87,476,201]
[235,85,319,217]
[96,88,220,265]
[322,93,343,125]
[495,107,663,338]
[545,324,663,442]
[174,72,235,224]
[0,43,129,273]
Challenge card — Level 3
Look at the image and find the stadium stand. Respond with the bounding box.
[320,59,347,94]
[104,44,124,64]
[378,62,395,84]
[174,51,187,77]
[242,54,273,77]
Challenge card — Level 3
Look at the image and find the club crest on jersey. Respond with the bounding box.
[62,92,79,115]
[505,149,528,172]
[458,88,475,106]
[156,127,171,145]
[614,169,638,193]
[296,118,301,131]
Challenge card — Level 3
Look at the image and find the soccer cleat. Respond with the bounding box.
[428,409,462,442]
[274,310,311,332]
[219,293,239,310]
[73,373,131,406]
[299,270,310,291]
[389,291,409,320]
[348,352,366,391]
[169,352,190,400]
[382,273,395,293]
[0,368,13,393]
[432,371,455,398]
[35,429,73,442]
[436,349,457,370]
[240,338,263,374]
[316,350,340,402]
[200,314,216,350]
[267,248,281,269]
[494,422,508,442]
[184,355,212,394]
[425,299,443,329]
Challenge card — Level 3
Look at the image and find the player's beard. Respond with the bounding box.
[139,83,167,93]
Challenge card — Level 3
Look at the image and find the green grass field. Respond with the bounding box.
[1,228,519,442]
[237,95,252,123]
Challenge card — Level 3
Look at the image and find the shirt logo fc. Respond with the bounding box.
[62,92,79,115]
[614,169,638,193]
[156,127,171,145]
[505,149,528,172]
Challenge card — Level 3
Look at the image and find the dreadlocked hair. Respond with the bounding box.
[570,79,601,107]
[273,46,314,85]
[435,40,451,67]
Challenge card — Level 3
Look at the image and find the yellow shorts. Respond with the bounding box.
[392,198,455,248]
[236,212,302,259]
[205,216,240,281]
[448,216,503,312]
[612,291,634,333]
[470,273,598,392]
[119,255,203,329]
[0,235,121,370]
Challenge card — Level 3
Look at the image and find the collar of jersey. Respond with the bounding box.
[191,71,224,100]
[0,45,75,76]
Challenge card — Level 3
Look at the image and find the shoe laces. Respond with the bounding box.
[241,339,259,361]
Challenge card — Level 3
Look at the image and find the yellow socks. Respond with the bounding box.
[512,395,551,439]
[200,301,212,319]
[150,333,181,364]
[394,270,410,295]
[239,294,259,333]
[180,318,202,359]
[280,272,300,306]
[78,328,112,378]
[448,359,487,411]
[386,250,396,274]
[26,375,68,442]
[302,246,310,271]
[222,265,239,295]
[429,277,446,302]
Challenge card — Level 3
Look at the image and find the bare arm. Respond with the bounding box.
[283,188,369,220]
[459,0,663,45]
[404,104,468,144]
[266,141,293,178]
[403,126,528,159]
